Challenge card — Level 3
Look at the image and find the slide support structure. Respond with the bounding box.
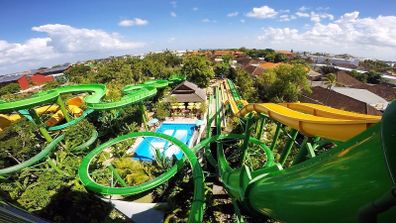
[56,95,72,122]
[279,129,299,166]
[28,109,53,142]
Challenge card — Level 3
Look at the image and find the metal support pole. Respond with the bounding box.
[28,109,53,142]
[56,96,72,122]
[205,95,217,167]
[293,136,309,165]
[107,163,128,187]
[279,129,299,166]
[256,115,266,140]
[270,122,282,151]
[139,103,148,131]
[241,113,254,162]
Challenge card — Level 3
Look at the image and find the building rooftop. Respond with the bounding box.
[167,80,207,103]
[258,62,283,70]
[0,73,24,84]
[332,87,388,110]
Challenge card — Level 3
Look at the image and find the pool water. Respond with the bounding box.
[132,123,196,161]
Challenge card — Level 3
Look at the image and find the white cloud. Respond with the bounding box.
[258,11,396,59]
[299,6,309,12]
[0,38,57,66]
[118,18,148,27]
[279,9,290,13]
[192,7,198,11]
[227,11,239,17]
[0,24,145,74]
[246,6,278,19]
[240,19,245,23]
[171,11,177,17]
[201,18,210,23]
[279,14,297,22]
[309,11,334,23]
[32,24,144,52]
[296,11,310,18]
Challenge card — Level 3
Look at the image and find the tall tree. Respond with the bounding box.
[256,64,311,102]
[181,55,214,88]
[324,73,337,89]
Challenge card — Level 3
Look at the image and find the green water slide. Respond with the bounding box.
[0,79,175,175]
[77,131,205,223]
[215,83,396,222]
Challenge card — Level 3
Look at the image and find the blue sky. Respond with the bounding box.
[1,0,395,74]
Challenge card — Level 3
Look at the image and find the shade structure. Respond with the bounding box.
[195,119,205,126]
[147,118,159,126]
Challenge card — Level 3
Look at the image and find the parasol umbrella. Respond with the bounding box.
[195,119,205,126]
[148,118,159,126]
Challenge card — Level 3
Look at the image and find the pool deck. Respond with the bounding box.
[127,117,206,158]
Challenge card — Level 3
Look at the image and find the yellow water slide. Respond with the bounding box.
[0,96,85,130]
[222,79,381,142]
[238,103,380,141]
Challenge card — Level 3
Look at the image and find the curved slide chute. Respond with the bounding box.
[219,79,395,223]
[224,79,381,141]
[0,79,176,175]
[78,131,205,223]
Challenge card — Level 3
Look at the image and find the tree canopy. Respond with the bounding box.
[256,64,311,102]
[181,55,214,88]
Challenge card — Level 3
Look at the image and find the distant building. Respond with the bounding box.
[18,74,55,90]
[243,64,265,76]
[308,70,322,81]
[331,87,388,111]
[310,55,360,68]
[0,72,24,86]
[335,71,396,101]
[301,86,383,115]
[275,50,295,59]
[258,62,283,71]
[15,63,71,90]
[166,80,207,103]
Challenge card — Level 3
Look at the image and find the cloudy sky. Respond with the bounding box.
[0,0,395,74]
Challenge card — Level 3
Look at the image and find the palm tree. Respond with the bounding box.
[323,73,337,104]
[324,73,336,89]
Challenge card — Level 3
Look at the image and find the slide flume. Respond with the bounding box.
[217,79,395,223]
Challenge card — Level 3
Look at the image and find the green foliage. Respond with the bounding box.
[320,66,339,75]
[274,53,288,63]
[256,64,311,102]
[323,73,337,89]
[349,70,382,84]
[221,54,234,64]
[233,68,256,101]
[214,62,231,78]
[0,119,43,168]
[366,71,382,84]
[64,64,91,83]
[359,59,393,73]
[0,82,20,97]
[113,158,155,186]
[244,48,274,59]
[42,81,61,91]
[88,106,142,139]
[182,55,215,88]
[155,101,170,120]
[62,119,95,150]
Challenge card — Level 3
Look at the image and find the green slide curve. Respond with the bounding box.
[0,79,174,174]
[218,80,396,223]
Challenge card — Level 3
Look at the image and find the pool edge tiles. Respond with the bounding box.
[132,123,197,161]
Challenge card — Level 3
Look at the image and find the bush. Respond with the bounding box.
[0,83,20,96]
[0,119,43,169]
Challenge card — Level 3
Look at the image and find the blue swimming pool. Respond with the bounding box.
[132,123,196,161]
